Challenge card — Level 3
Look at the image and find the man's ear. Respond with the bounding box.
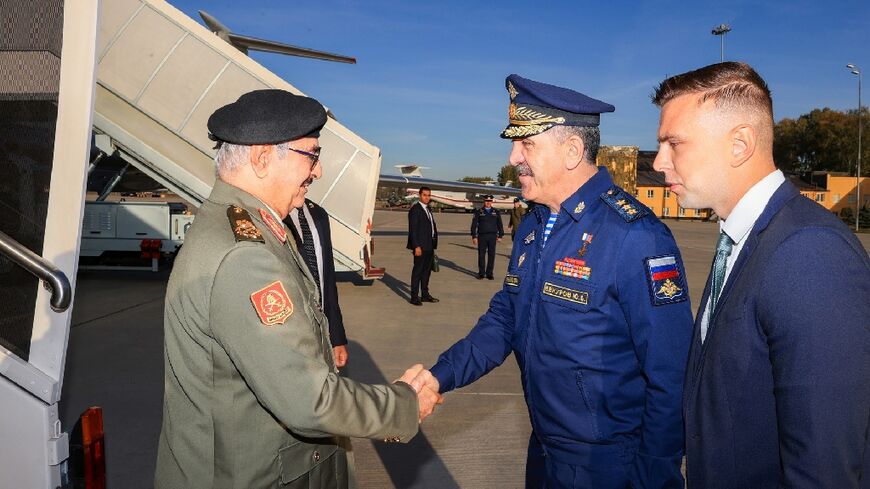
[249,144,271,178]
[730,124,756,168]
[564,134,585,171]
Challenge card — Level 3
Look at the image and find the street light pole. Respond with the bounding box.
[711,24,731,62]
[847,64,862,231]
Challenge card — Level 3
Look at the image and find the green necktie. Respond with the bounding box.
[709,231,734,315]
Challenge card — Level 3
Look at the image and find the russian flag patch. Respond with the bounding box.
[645,255,687,306]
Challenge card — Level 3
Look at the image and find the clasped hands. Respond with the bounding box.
[396,364,443,423]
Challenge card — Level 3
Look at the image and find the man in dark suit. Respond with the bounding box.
[285,198,349,367]
[653,62,870,488]
[407,186,438,306]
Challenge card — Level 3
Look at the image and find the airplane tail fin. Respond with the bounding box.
[503,180,512,187]
[395,164,427,178]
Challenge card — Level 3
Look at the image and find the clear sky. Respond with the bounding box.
[169,0,869,180]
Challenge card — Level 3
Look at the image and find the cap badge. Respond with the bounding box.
[507,81,519,100]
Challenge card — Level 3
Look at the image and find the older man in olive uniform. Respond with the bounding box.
[156,89,439,489]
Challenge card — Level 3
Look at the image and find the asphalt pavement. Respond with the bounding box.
[59,209,870,488]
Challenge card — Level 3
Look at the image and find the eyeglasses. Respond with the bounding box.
[288,146,321,170]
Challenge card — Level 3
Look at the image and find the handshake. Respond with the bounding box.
[397,364,443,423]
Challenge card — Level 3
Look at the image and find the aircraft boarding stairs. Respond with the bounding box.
[93,0,384,277]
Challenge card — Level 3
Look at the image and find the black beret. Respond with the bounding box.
[207,89,327,146]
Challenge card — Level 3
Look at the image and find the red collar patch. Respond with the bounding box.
[258,208,287,243]
[250,280,293,326]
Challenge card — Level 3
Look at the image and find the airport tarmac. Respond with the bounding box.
[59,209,870,488]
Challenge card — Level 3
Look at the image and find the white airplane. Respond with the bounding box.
[380,165,523,211]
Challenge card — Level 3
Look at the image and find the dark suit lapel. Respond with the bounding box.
[707,180,798,328]
[685,180,799,408]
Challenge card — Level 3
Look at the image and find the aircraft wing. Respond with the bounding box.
[378,174,523,197]
[198,10,355,63]
[226,33,356,64]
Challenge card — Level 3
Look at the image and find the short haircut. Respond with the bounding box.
[549,125,601,164]
[652,62,773,121]
[214,141,290,178]
[419,186,431,194]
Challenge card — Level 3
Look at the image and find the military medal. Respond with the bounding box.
[578,232,593,257]
[554,257,591,280]
[258,208,287,243]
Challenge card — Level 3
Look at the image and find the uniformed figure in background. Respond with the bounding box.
[413,75,694,488]
[508,197,526,240]
[156,89,440,489]
[471,195,504,279]
[285,199,350,368]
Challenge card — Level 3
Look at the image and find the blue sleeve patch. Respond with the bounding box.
[645,254,688,306]
[600,187,648,222]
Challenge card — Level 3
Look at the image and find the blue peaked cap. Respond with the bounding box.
[501,74,615,139]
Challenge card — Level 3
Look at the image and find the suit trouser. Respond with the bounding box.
[477,234,497,277]
[411,249,433,298]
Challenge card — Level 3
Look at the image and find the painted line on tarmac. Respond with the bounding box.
[71,296,164,329]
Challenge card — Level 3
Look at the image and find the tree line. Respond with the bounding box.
[774,107,868,175]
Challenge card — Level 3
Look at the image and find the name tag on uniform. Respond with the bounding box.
[542,282,588,305]
[505,274,520,287]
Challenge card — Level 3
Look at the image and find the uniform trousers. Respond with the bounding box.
[411,249,433,299]
[525,435,632,489]
[477,234,498,278]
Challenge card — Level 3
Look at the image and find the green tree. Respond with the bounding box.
[496,164,520,187]
[459,176,491,184]
[774,107,868,175]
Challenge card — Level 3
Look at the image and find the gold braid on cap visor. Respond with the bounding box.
[503,103,566,138]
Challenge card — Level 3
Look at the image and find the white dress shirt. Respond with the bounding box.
[700,169,785,342]
[419,201,435,237]
[288,205,325,298]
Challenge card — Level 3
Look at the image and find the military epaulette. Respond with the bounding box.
[600,187,647,223]
[226,206,264,243]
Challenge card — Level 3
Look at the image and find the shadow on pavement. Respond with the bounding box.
[344,341,459,489]
[373,230,468,237]
[435,257,477,278]
[380,272,411,301]
[449,242,511,259]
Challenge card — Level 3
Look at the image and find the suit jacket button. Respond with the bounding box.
[313,451,321,462]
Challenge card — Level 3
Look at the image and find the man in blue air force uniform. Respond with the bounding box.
[414,75,694,488]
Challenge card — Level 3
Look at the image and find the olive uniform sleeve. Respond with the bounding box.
[209,243,419,441]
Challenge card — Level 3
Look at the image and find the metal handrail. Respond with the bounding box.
[0,230,71,312]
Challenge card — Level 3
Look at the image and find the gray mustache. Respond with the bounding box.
[516,164,534,177]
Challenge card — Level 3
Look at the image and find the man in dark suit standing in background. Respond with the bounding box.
[407,186,438,306]
[285,198,350,367]
[653,62,870,489]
